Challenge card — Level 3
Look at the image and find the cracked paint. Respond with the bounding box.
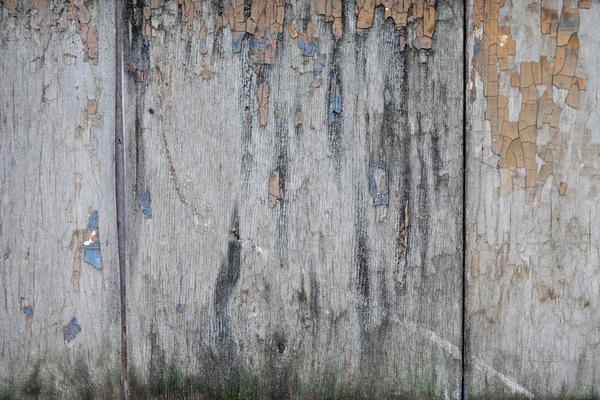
[355,0,438,49]
[472,0,587,189]
[222,0,290,65]
[83,210,102,270]
[62,317,81,343]
[316,0,343,41]
[268,171,283,208]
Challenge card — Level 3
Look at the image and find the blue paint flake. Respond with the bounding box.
[140,191,152,219]
[312,53,326,87]
[176,303,184,314]
[63,317,81,343]
[328,73,342,124]
[23,305,33,319]
[84,210,102,270]
[369,161,389,206]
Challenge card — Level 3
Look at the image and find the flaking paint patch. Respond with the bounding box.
[221,0,290,65]
[62,317,81,343]
[83,210,102,270]
[328,72,342,123]
[355,0,438,49]
[472,0,587,190]
[316,0,343,41]
[290,22,327,89]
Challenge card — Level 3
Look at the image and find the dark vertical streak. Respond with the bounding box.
[354,192,370,332]
[462,0,468,397]
[115,0,128,398]
[214,207,241,377]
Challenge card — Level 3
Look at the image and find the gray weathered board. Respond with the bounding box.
[0,0,599,399]
[0,1,122,398]
[123,0,462,398]
[465,0,600,398]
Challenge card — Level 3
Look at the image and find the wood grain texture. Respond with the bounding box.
[466,0,600,397]
[0,1,121,397]
[123,0,463,397]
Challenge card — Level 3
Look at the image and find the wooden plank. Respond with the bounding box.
[466,0,600,397]
[123,0,463,397]
[0,1,121,397]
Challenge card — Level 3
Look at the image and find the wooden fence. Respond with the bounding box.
[0,0,598,398]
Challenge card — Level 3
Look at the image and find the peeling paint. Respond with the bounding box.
[62,317,81,343]
[316,0,343,41]
[328,72,342,124]
[472,0,587,189]
[83,210,102,270]
[290,22,327,88]
[222,0,290,65]
[369,161,389,206]
[355,0,438,49]
[268,171,283,208]
[139,191,152,219]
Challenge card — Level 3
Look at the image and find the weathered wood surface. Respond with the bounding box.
[123,0,463,398]
[466,0,600,397]
[0,1,121,398]
[3,0,599,398]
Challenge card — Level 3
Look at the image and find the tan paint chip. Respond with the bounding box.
[256,82,270,126]
[559,182,567,196]
[268,171,283,208]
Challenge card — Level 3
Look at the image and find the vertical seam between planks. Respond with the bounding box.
[462,0,468,397]
[114,0,129,398]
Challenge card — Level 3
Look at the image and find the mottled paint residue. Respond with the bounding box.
[63,317,81,343]
[369,161,389,206]
[12,0,101,70]
[290,22,327,88]
[83,210,102,270]
[268,171,283,208]
[220,0,290,65]
[140,191,153,219]
[329,72,342,123]
[473,0,587,189]
[355,0,438,49]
